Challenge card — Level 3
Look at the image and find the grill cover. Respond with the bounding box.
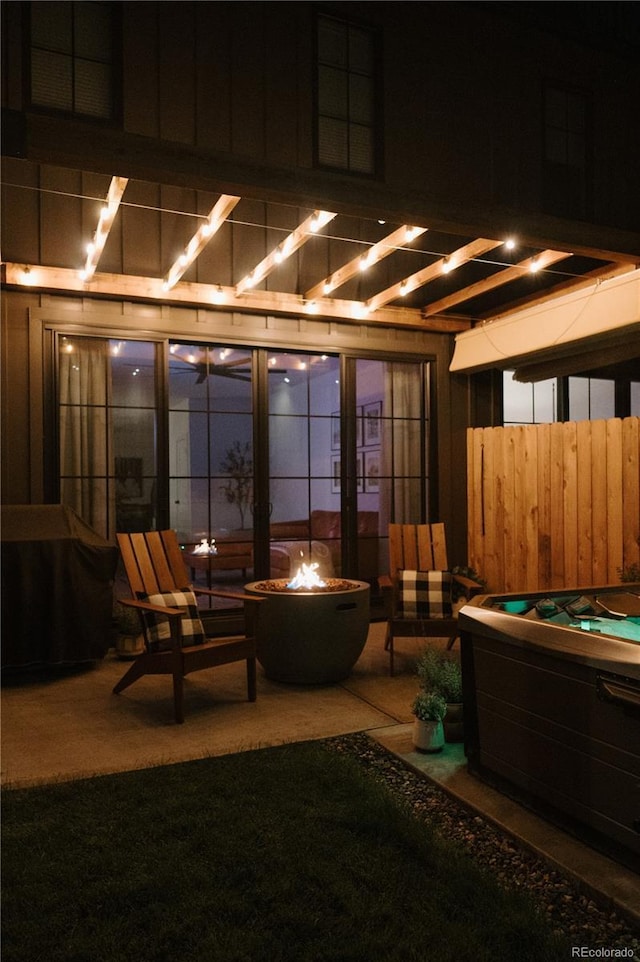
[1,505,118,667]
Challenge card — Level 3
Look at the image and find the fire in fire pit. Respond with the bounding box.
[287,561,326,590]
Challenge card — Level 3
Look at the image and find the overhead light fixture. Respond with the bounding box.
[352,302,371,319]
[529,258,541,273]
[310,211,333,233]
[163,194,241,290]
[442,257,454,274]
[504,237,516,250]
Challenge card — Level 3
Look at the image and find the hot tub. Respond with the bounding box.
[245,578,370,684]
[459,583,640,871]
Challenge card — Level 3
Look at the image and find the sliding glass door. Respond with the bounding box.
[58,334,431,593]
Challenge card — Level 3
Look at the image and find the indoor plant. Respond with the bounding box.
[220,440,253,530]
[416,647,464,743]
[411,691,447,753]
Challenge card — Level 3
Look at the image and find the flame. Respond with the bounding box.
[192,538,217,555]
[287,562,326,590]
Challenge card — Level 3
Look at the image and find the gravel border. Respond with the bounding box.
[325,731,640,957]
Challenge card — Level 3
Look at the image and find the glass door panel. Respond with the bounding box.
[267,351,340,580]
[58,335,157,539]
[355,358,429,579]
[168,343,254,594]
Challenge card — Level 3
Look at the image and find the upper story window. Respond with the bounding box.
[542,83,591,219]
[29,1,117,120]
[315,13,378,175]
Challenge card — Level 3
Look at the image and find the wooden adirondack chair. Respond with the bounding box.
[379,523,483,675]
[114,530,263,723]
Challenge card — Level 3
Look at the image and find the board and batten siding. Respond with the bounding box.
[467,418,640,594]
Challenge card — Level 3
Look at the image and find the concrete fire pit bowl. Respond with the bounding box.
[245,578,370,684]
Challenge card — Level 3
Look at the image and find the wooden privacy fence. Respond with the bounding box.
[467,417,640,594]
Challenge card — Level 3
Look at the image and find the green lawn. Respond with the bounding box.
[2,740,569,962]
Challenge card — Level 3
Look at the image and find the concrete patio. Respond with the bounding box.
[2,622,639,930]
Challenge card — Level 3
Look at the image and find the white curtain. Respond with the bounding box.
[380,361,423,530]
[59,338,114,539]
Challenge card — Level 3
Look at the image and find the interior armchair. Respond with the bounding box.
[114,530,263,723]
[379,523,483,675]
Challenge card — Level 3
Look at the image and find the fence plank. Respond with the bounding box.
[503,427,517,591]
[537,422,552,589]
[606,418,624,581]
[563,421,579,585]
[549,423,565,588]
[622,416,640,574]
[590,419,608,584]
[576,419,593,585]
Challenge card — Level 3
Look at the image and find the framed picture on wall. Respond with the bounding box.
[356,452,364,493]
[363,401,381,445]
[356,406,363,447]
[364,449,380,492]
[331,455,341,493]
[331,412,340,450]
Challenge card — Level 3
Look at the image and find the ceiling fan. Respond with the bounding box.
[171,351,287,382]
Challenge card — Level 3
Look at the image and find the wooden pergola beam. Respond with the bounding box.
[421,249,572,317]
[3,263,471,332]
[368,238,503,312]
[304,225,427,301]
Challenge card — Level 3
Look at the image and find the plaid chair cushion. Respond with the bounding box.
[396,570,453,620]
[143,590,207,651]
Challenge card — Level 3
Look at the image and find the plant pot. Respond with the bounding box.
[115,633,145,659]
[443,702,464,743]
[412,718,445,753]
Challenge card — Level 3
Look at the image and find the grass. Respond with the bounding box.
[2,740,569,962]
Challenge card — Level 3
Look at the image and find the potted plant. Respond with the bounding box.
[416,647,464,743]
[618,562,640,583]
[411,691,447,753]
[112,599,145,659]
[450,564,487,611]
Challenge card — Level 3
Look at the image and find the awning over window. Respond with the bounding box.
[449,268,640,382]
